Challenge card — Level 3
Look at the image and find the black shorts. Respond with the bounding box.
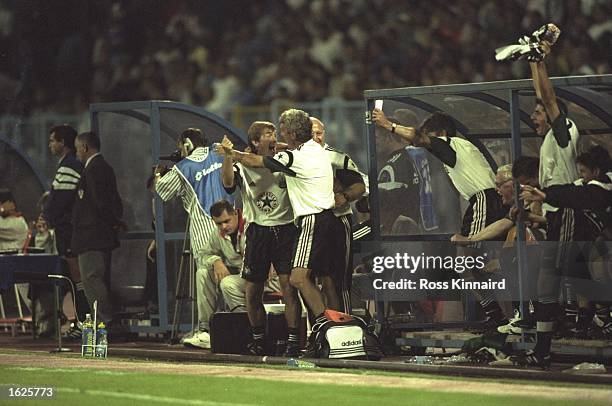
[292,209,336,276]
[330,214,353,313]
[55,224,75,257]
[330,214,352,277]
[546,208,578,272]
[546,208,575,243]
[242,222,297,283]
[461,188,504,237]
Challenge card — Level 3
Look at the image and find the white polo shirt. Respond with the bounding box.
[539,118,580,212]
[439,136,496,201]
[264,139,334,218]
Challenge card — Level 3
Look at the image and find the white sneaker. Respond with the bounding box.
[179,330,197,344]
[182,331,211,349]
[497,309,523,334]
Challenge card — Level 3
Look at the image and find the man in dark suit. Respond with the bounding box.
[72,132,123,325]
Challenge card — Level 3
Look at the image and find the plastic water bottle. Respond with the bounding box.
[414,355,433,364]
[564,362,606,374]
[81,314,94,357]
[287,358,316,369]
[95,322,107,358]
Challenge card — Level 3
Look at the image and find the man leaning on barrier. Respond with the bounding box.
[372,108,507,332]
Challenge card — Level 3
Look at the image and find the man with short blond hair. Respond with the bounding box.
[221,121,300,356]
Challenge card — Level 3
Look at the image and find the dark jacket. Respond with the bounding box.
[545,181,611,211]
[71,154,123,254]
[544,173,612,237]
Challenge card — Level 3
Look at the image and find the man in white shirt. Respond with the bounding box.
[372,109,508,330]
[0,190,28,252]
[512,39,581,368]
[0,190,30,312]
[372,111,504,240]
[221,121,301,356]
[219,109,337,330]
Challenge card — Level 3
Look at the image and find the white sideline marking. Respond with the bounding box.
[8,366,128,375]
[9,367,81,373]
[57,387,254,406]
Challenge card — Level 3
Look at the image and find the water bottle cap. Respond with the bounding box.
[85,313,91,318]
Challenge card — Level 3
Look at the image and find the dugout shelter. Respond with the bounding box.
[0,135,47,223]
[363,74,612,356]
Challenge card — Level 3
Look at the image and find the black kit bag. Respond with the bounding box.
[311,310,382,360]
[210,311,251,354]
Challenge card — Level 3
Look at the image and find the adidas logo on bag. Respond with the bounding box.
[311,310,382,360]
[341,339,363,347]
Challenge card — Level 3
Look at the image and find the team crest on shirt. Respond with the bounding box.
[256,192,278,213]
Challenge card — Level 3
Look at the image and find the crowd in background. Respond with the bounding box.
[0,0,610,116]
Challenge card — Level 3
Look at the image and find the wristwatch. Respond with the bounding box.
[390,123,397,133]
